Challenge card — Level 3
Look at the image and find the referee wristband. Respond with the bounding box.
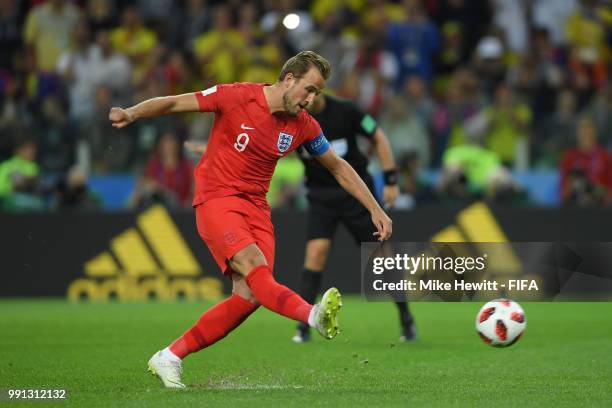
[383,170,398,186]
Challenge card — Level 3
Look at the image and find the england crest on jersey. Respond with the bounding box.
[277,132,294,153]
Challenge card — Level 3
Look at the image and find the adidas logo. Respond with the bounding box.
[389,202,526,301]
[67,205,223,301]
[430,202,521,276]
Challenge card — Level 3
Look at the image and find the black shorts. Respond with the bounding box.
[306,180,379,245]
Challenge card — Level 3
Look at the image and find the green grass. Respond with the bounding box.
[1,299,611,407]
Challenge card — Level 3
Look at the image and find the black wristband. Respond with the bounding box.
[383,170,398,186]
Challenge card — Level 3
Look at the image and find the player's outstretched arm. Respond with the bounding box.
[315,149,392,241]
[109,93,200,128]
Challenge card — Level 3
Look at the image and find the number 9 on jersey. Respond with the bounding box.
[234,133,250,152]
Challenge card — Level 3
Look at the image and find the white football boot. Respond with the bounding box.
[147,350,186,389]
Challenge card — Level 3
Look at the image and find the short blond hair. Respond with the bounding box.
[278,51,331,81]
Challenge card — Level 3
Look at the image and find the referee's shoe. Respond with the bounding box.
[399,317,417,342]
[292,324,311,343]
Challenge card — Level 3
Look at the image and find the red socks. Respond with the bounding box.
[169,294,258,359]
[169,265,312,360]
[245,265,312,323]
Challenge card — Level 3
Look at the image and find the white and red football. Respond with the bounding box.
[475,299,526,347]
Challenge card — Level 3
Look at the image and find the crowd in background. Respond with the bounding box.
[0,0,611,211]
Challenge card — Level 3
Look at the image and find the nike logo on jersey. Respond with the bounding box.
[240,124,255,130]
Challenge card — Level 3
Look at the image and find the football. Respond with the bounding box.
[476,299,526,347]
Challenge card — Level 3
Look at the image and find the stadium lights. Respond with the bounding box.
[282,13,300,30]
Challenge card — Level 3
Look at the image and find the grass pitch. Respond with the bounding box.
[1,299,611,407]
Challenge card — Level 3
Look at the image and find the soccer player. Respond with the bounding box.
[108,51,393,388]
[292,93,417,343]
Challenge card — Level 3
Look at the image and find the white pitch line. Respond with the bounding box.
[207,383,304,390]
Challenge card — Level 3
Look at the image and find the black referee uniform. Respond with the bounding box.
[295,95,416,342]
[300,96,380,244]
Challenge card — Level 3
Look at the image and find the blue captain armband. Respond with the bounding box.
[303,133,330,156]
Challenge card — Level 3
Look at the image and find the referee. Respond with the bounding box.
[294,93,416,343]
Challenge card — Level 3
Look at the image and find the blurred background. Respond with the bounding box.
[0,0,612,212]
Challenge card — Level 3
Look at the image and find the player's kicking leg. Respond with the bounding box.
[147,244,343,388]
[231,243,342,340]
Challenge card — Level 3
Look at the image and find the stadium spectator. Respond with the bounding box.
[241,36,284,85]
[565,0,610,101]
[161,0,210,49]
[403,74,435,130]
[135,0,173,27]
[428,0,492,64]
[36,94,72,172]
[482,82,531,169]
[0,137,43,211]
[193,5,246,85]
[471,33,507,99]
[431,68,482,165]
[386,0,440,85]
[433,21,467,86]
[584,84,612,150]
[336,70,360,101]
[560,116,612,206]
[56,19,100,122]
[308,11,354,89]
[0,68,30,142]
[534,89,579,167]
[0,0,25,71]
[361,0,406,32]
[93,29,131,104]
[531,0,578,47]
[237,2,260,41]
[110,5,157,85]
[240,4,283,85]
[17,43,63,105]
[52,165,101,210]
[309,0,361,26]
[379,94,430,167]
[491,0,528,54]
[507,28,563,119]
[85,0,118,35]
[395,151,435,209]
[23,0,80,73]
[131,131,193,209]
[142,47,183,97]
[79,85,136,172]
[440,142,523,202]
[340,27,398,116]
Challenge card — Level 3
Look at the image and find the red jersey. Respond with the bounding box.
[192,83,327,210]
